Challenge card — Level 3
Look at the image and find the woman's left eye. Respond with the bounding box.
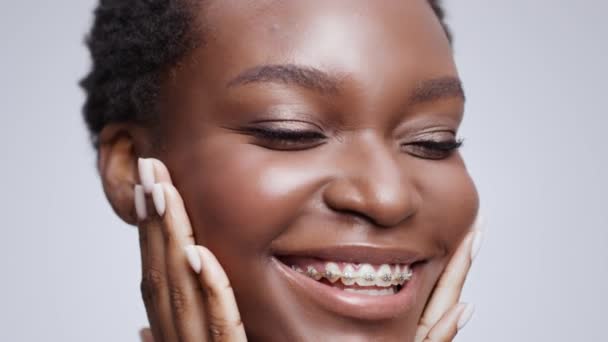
[401,139,463,160]
[247,127,327,150]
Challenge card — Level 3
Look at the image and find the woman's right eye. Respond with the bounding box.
[246,127,327,150]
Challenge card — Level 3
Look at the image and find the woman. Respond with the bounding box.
[81,0,482,341]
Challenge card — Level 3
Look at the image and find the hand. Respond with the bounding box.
[135,158,247,342]
[134,158,483,342]
[414,216,484,342]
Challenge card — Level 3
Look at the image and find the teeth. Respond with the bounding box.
[392,265,402,285]
[376,264,393,287]
[324,262,341,283]
[306,266,322,280]
[292,261,413,286]
[356,264,376,286]
[395,265,413,283]
[340,264,356,286]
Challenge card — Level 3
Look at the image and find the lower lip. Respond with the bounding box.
[271,257,423,321]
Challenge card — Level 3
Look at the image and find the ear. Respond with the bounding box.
[97,123,148,226]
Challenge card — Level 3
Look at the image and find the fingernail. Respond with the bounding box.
[139,328,153,342]
[134,185,147,220]
[152,183,166,216]
[457,303,475,330]
[474,214,486,232]
[470,230,484,261]
[138,158,155,194]
[184,245,202,274]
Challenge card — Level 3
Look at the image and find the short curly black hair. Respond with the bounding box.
[80,0,452,149]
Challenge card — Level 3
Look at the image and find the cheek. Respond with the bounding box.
[170,143,325,255]
[418,155,479,256]
[171,141,479,259]
[407,157,479,320]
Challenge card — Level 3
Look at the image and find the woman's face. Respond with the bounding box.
[154,0,478,340]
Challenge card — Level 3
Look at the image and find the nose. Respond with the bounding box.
[321,133,421,228]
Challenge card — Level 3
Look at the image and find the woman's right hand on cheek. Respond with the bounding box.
[413,216,483,342]
[135,158,247,342]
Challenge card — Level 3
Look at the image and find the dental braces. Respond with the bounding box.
[291,265,413,284]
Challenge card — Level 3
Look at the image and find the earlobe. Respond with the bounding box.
[97,124,142,225]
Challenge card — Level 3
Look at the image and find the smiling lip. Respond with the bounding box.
[270,245,427,320]
[273,245,426,265]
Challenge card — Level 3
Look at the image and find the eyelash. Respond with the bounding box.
[247,128,327,150]
[248,128,462,159]
[402,139,463,160]
[248,127,325,141]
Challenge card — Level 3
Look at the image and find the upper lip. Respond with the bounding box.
[272,244,427,265]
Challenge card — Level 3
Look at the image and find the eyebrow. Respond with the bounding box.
[227,63,465,103]
[410,77,466,104]
[227,64,340,94]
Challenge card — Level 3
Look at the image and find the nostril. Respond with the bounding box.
[321,176,419,228]
[332,208,377,227]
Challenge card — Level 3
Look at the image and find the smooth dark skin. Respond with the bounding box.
[99,0,479,341]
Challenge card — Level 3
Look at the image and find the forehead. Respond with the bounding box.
[193,0,456,84]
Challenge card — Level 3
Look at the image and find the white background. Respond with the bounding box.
[1,1,606,341]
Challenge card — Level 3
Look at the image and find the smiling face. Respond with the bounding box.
[152,0,478,340]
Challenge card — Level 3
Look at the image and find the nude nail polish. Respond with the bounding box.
[138,158,155,194]
[152,183,166,216]
[473,214,485,231]
[471,231,484,261]
[457,303,475,330]
[185,245,202,274]
[139,328,153,342]
[134,185,147,220]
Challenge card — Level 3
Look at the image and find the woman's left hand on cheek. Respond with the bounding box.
[135,158,247,342]
[414,216,484,342]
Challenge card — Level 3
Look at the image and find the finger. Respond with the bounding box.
[416,215,483,341]
[137,160,180,342]
[138,196,180,342]
[136,185,165,341]
[155,181,208,342]
[422,303,474,342]
[139,157,172,193]
[186,245,247,342]
[144,158,173,185]
[139,328,155,342]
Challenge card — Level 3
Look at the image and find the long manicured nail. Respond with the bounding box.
[152,183,166,216]
[185,245,202,274]
[473,214,485,231]
[457,303,475,330]
[471,230,484,261]
[138,158,155,194]
[134,185,147,220]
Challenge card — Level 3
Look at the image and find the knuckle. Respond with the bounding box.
[140,268,165,305]
[208,324,224,339]
[208,317,243,340]
[203,281,233,300]
[169,286,188,318]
